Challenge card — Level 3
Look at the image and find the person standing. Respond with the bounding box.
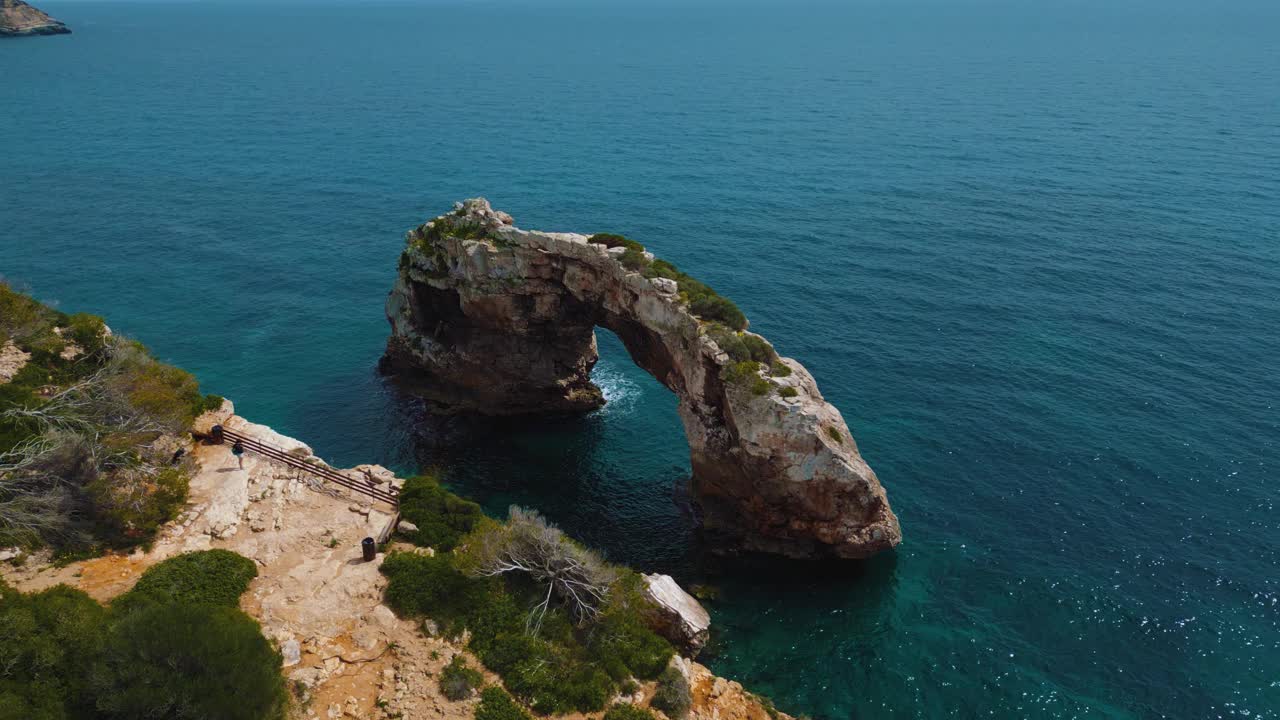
[232,439,245,470]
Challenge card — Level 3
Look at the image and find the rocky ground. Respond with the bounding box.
[0,0,70,36]
[1,401,790,720]
[0,340,31,382]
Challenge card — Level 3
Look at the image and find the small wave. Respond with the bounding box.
[592,361,640,418]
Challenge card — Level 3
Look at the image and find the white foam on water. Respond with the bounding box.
[592,361,639,418]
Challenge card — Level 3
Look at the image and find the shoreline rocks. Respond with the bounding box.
[383,198,901,559]
[0,0,70,37]
[643,573,712,656]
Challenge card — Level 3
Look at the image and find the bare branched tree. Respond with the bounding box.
[0,334,194,546]
[471,507,618,633]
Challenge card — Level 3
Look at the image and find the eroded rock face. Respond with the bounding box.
[383,199,901,559]
[0,0,70,36]
[643,573,711,656]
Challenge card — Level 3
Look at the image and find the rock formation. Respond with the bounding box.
[383,199,901,559]
[643,573,711,656]
[1,398,792,720]
[0,0,70,37]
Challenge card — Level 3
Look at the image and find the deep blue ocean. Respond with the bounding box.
[3,1,1278,717]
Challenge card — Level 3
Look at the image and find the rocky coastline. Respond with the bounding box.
[0,0,70,36]
[2,399,789,720]
[383,199,901,559]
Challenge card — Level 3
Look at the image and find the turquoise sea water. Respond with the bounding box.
[3,1,1279,717]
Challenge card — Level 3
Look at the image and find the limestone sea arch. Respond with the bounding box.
[381,198,901,559]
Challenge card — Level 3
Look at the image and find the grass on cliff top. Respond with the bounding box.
[0,550,286,720]
[586,233,748,330]
[0,282,222,553]
[381,476,674,714]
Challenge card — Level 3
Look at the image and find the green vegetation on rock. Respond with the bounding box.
[0,283,219,552]
[438,654,484,701]
[475,687,533,720]
[588,234,748,330]
[650,665,693,719]
[117,549,258,610]
[0,550,285,720]
[381,485,674,714]
[396,473,485,551]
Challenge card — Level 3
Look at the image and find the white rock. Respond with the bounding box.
[281,639,302,667]
[643,573,711,656]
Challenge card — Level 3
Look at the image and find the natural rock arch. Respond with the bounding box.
[382,199,901,559]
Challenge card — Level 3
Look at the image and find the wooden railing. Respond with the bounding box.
[215,426,399,508]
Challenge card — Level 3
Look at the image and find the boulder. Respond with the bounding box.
[643,573,711,656]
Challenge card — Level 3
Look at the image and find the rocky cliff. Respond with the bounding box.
[0,0,70,36]
[383,199,901,559]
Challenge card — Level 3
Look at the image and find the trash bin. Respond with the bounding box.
[210,424,224,445]
[361,537,377,562]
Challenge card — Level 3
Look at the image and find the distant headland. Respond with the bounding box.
[0,0,70,37]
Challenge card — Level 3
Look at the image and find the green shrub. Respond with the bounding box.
[115,355,205,431]
[423,215,492,245]
[381,504,673,713]
[91,603,287,720]
[396,475,484,551]
[120,550,258,610]
[439,655,484,701]
[199,394,225,414]
[778,386,798,398]
[689,294,746,330]
[0,583,107,719]
[64,313,107,355]
[475,687,532,720]
[88,465,190,543]
[740,333,775,364]
[770,361,792,377]
[588,233,645,252]
[722,360,760,385]
[641,259,680,281]
[650,665,692,719]
[706,324,749,362]
[605,704,658,720]
[826,426,843,444]
[620,247,650,271]
[380,551,494,632]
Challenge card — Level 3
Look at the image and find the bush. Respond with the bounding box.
[826,426,844,444]
[439,655,484,701]
[706,324,749,363]
[641,259,680,281]
[770,361,792,377]
[0,573,285,720]
[91,603,287,720]
[620,247,650,271]
[475,687,532,720]
[199,394,225,414]
[778,386,798,398]
[87,465,190,543]
[605,704,658,720]
[740,333,775,364]
[120,550,258,609]
[650,665,692,719]
[381,500,673,713]
[689,294,746,330]
[588,233,645,252]
[380,551,494,632]
[65,313,108,355]
[0,583,107,719]
[722,360,760,385]
[396,474,484,551]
